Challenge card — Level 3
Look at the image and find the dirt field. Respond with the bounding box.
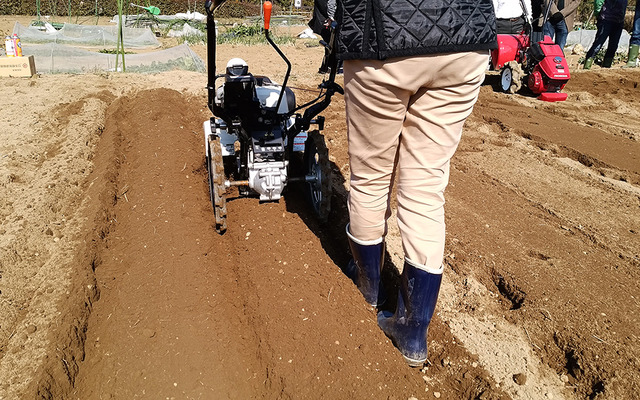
[1,15,639,400]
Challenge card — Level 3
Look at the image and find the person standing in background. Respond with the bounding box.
[494,0,533,34]
[625,0,640,67]
[583,0,628,68]
[337,0,497,366]
[540,0,581,50]
[309,0,336,41]
[309,0,337,73]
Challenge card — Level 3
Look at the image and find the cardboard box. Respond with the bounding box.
[0,55,36,78]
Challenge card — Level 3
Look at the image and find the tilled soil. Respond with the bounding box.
[0,32,639,400]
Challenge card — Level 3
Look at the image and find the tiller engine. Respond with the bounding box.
[203,0,342,233]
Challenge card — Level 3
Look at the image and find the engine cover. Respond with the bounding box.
[527,39,570,99]
[248,159,288,201]
[248,130,287,201]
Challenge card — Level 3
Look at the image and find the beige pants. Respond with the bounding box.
[345,51,489,270]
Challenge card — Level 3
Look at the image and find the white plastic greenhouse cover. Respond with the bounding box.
[13,22,160,48]
[21,43,205,74]
[566,29,630,53]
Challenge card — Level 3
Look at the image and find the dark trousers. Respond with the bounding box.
[631,3,640,46]
[585,19,624,60]
[543,19,569,50]
[496,16,525,34]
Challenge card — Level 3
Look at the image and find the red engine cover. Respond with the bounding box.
[534,40,571,83]
[491,34,529,70]
[526,38,570,101]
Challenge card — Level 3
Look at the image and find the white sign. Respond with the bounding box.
[294,0,301,8]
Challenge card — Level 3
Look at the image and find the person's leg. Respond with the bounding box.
[585,19,612,65]
[378,50,488,366]
[317,28,332,73]
[344,59,410,242]
[626,6,640,67]
[378,259,443,366]
[396,51,488,269]
[626,44,640,67]
[632,4,640,46]
[555,20,569,50]
[603,22,624,65]
[542,21,556,41]
[343,58,410,304]
[345,225,386,306]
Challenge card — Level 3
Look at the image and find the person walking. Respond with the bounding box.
[540,0,581,51]
[337,0,497,366]
[583,0,628,69]
[494,0,532,34]
[625,0,640,67]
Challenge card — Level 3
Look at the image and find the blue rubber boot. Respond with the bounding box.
[345,224,385,307]
[378,259,443,367]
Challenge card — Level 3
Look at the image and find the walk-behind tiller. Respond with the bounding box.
[203,0,343,233]
[490,0,570,101]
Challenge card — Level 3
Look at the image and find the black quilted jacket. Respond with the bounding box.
[337,0,497,60]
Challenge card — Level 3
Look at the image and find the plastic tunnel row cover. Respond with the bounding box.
[13,22,160,48]
[21,43,205,74]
